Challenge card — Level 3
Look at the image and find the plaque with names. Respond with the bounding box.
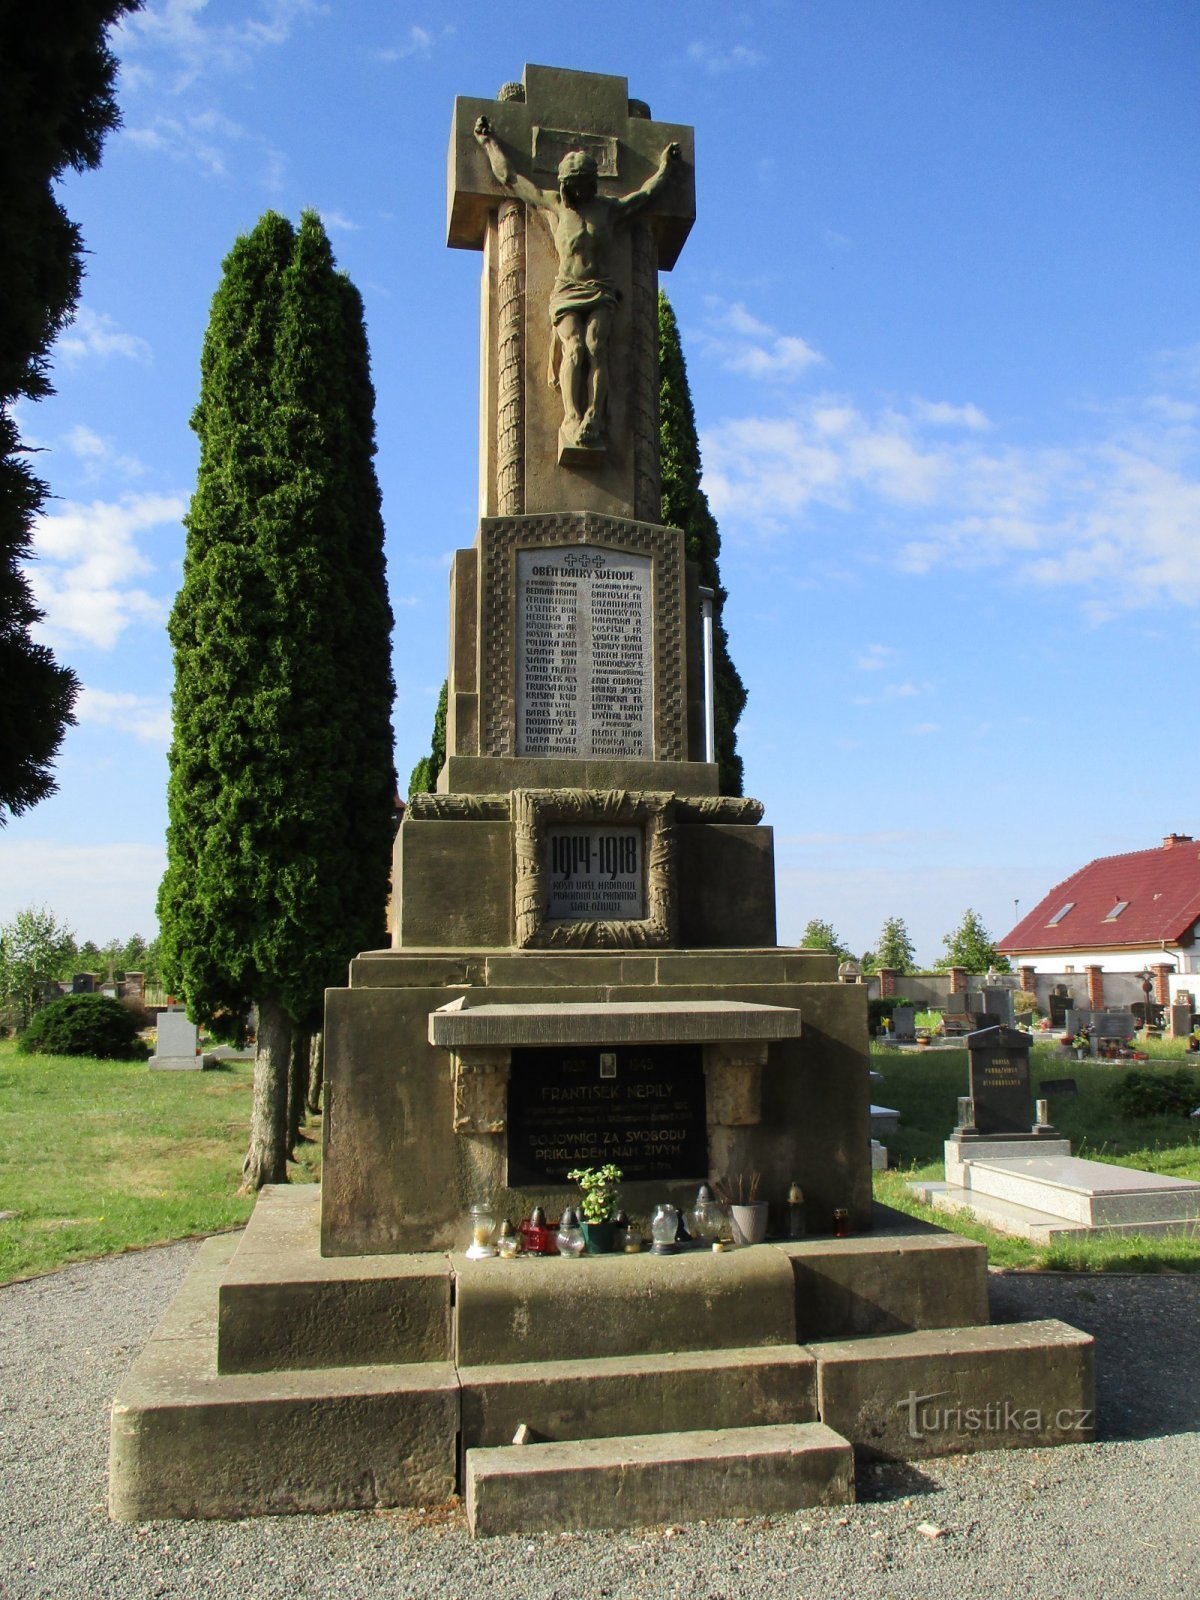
[546,824,645,921]
[967,1026,1034,1135]
[506,1045,708,1185]
[516,547,653,758]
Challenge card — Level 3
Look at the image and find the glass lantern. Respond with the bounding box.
[496,1218,520,1259]
[556,1205,586,1257]
[686,1183,720,1243]
[465,1201,498,1259]
[650,1203,680,1255]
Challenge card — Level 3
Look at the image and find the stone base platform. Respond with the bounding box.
[911,1138,1200,1243]
[109,1187,1095,1531]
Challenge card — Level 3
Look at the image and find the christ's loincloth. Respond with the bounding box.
[547,277,621,389]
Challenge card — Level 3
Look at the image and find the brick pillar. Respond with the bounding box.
[879,967,898,999]
[1086,965,1105,1009]
[1153,964,1172,1006]
[949,966,968,995]
[1019,965,1036,993]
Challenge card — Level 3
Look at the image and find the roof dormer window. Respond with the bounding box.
[1104,900,1129,921]
[1046,903,1074,927]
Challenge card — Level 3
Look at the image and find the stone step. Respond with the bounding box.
[957,1153,1200,1227]
[809,1319,1095,1460]
[459,1344,815,1450]
[465,1422,854,1536]
[454,1244,797,1365]
[109,1236,460,1521]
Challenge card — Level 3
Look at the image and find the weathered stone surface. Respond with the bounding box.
[459,1344,816,1449]
[676,823,777,946]
[779,1223,989,1340]
[109,1238,459,1520]
[217,1186,453,1373]
[428,998,802,1049]
[439,755,719,795]
[809,1319,1095,1459]
[392,819,511,947]
[454,1246,796,1365]
[465,1422,854,1536]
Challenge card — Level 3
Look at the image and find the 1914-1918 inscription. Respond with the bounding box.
[516,547,653,758]
[547,824,644,920]
[507,1045,707,1185]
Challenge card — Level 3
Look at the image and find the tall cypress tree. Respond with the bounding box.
[0,2,139,822]
[659,292,747,796]
[159,211,396,1188]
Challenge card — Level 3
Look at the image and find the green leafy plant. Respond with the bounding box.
[567,1164,623,1223]
[18,994,149,1060]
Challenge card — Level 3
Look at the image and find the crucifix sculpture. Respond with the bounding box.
[448,65,695,520]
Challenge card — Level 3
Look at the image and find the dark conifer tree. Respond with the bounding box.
[159,211,396,1188]
[658,292,747,796]
[0,2,139,821]
[408,680,447,796]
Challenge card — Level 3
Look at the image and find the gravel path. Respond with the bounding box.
[2,1242,1197,1599]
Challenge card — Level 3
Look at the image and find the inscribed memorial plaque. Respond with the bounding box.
[546,824,645,921]
[516,547,653,758]
[506,1045,707,1185]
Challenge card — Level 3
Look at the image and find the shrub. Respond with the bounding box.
[17,994,150,1060]
[1109,1069,1200,1119]
[1013,989,1040,1017]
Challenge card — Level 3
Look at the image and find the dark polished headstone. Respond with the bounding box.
[962,1024,1039,1137]
[506,1044,708,1186]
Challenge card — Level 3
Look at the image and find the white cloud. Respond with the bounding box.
[27,493,186,650]
[856,644,894,672]
[319,209,359,233]
[56,307,151,366]
[701,383,1200,614]
[77,688,172,747]
[376,24,452,63]
[124,110,284,187]
[0,840,167,943]
[62,424,147,481]
[116,0,322,90]
[687,41,763,74]
[911,398,991,431]
[698,299,825,383]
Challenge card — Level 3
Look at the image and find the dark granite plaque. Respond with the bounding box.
[506,1044,708,1186]
[967,1024,1034,1136]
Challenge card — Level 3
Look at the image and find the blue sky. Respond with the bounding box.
[3,0,1198,965]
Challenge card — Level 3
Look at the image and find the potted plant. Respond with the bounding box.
[716,1171,767,1245]
[567,1164,622,1253]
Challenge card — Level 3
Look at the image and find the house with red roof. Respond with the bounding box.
[997,833,1200,1016]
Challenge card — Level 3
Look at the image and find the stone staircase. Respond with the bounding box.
[110,1185,1095,1533]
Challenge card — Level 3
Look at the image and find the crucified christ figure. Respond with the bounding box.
[474,115,680,453]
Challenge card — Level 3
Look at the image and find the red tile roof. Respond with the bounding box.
[999,835,1200,955]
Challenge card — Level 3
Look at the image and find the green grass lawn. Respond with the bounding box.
[0,1039,320,1284]
[872,1041,1200,1271]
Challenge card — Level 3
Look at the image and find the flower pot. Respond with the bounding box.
[729,1202,769,1246]
[581,1219,616,1254]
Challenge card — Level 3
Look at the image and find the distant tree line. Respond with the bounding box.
[800,908,1010,975]
[0,904,165,1033]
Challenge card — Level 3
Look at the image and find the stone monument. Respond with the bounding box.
[110,65,1095,1536]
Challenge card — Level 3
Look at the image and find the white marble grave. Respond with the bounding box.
[148,1010,203,1071]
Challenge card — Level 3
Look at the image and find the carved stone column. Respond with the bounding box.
[495,199,525,515]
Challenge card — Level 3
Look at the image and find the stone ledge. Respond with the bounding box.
[465,1421,854,1535]
[429,998,802,1048]
[454,1244,797,1365]
[809,1319,1095,1459]
[459,1344,817,1449]
[218,1186,453,1372]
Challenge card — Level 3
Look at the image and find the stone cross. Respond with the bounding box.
[447,65,695,520]
[448,64,694,265]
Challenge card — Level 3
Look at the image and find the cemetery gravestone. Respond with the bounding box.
[149,1010,202,1071]
[964,1024,1037,1137]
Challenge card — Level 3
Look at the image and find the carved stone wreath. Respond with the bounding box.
[513,788,676,949]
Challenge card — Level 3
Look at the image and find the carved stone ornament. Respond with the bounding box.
[406,793,511,821]
[451,1046,511,1134]
[513,788,676,948]
[704,1042,767,1128]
